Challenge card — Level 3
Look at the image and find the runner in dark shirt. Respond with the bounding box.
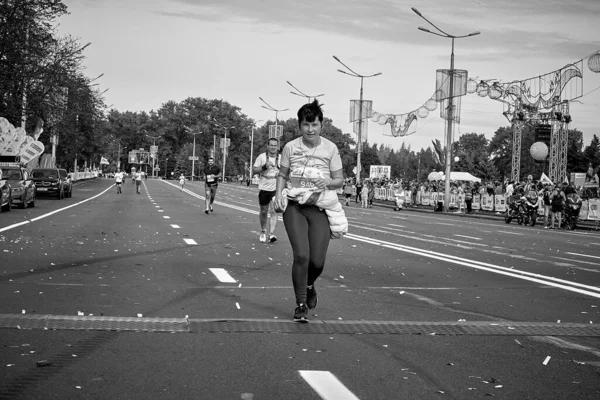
[203,157,221,214]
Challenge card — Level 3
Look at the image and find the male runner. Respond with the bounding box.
[115,169,124,194]
[134,169,143,194]
[252,137,280,243]
[204,157,221,214]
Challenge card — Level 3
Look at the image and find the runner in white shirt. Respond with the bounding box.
[134,170,143,194]
[252,138,280,243]
[114,170,124,194]
[179,173,185,191]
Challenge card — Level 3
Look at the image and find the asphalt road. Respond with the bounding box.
[0,179,599,399]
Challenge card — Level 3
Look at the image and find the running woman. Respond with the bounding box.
[204,157,221,214]
[273,100,344,323]
[115,169,124,194]
[252,137,280,243]
[179,173,185,191]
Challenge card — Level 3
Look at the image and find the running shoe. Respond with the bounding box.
[210,206,213,212]
[205,209,209,214]
[269,235,277,243]
[293,304,308,323]
[306,285,317,310]
[259,232,267,243]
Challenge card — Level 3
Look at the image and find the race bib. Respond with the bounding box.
[289,166,323,189]
[207,174,214,182]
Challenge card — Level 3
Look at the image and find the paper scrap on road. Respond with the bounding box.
[542,356,551,365]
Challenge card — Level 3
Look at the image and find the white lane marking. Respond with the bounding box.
[497,231,524,235]
[566,252,600,260]
[155,205,160,208]
[1,184,114,233]
[551,256,600,267]
[351,222,473,250]
[183,238,197,245]
[387,223,405,228]
[347,233,600,299]
[171,224,180,229]
[158,210,164,212]
[299,371,360,400]
[479,230,493,233]
[454,235,482,241]
[209,268,236,283]
[433,222,456,226]
[163,216,170,219]
[0,221,30,234]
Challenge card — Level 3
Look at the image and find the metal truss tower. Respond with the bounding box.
[511,120,524,182]
[549,101,570,183]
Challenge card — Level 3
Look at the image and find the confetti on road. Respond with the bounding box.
[543,356,551,365]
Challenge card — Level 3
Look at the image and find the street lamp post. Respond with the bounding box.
[249,120,263,182]
[412,7,480,212]
[333,56,381,182]
[208,118,235,182]
[183,126,202,181]
[145,131,161,179]
[259,97,288,150]
[286,81,325,103]
[164,157,169,179]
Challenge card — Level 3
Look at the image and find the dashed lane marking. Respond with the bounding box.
[171,224,180,229]
[183,238,197,245]
[566,252,600,260]
[497,231,524,235]
[163,216,170,219]
[209,268,236,283]
[299,371,360,400]
[454,234,482,240]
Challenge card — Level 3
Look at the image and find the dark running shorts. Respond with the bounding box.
[258,190,276,206]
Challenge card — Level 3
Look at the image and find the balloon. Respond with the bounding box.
[466,79,478,94]
[589,52,600,73]
[530,141,549,161]
[417,106,429,118]
[425,98,438,111]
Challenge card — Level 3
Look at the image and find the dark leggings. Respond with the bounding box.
[283,201,331,304]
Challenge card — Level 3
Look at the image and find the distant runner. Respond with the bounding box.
[204,156,221,214]
[115,169,124,194]
[179,173,185,191]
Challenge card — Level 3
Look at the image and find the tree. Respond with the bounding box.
[453,133,488,177]
[583,134,600,169]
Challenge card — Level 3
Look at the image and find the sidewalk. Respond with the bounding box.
[342,195,600,231]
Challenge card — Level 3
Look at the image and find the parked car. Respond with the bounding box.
[31,168,72,199]
[0,164,36,208]
[0,178,11,212]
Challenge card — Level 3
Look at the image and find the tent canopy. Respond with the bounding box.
[439,171,482,182]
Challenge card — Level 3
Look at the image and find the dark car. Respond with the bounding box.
[0,165,36,208]
[31,168,72,199]
[0,178,11,212]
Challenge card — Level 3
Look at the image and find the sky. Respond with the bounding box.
[57,0,600,153]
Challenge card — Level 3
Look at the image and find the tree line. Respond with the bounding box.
[3,1,598,182]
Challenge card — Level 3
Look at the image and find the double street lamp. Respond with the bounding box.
[208,117,235,182]
[144,131,161,178]
[412,7,480,212]
[249,119,263,181]
[183,125,202,181]
[286,81,325,104]
[333,55,381,181]
[259,97,288,152]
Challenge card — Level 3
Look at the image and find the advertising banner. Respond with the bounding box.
[369,165,391,180]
